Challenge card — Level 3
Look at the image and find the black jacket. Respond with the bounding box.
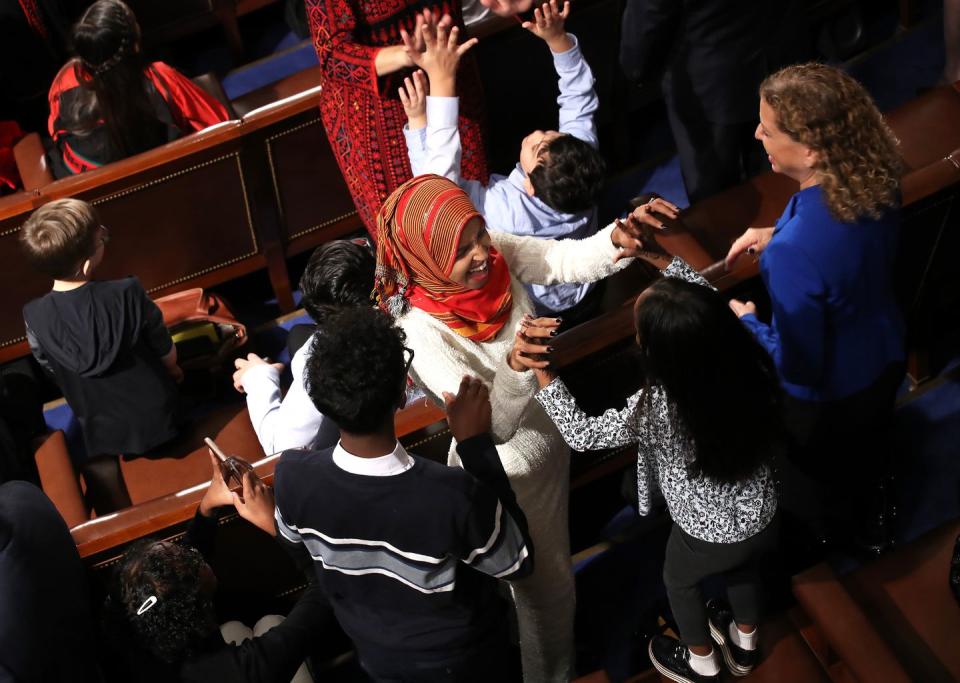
[23,278,179,457]
[0,481,101,682]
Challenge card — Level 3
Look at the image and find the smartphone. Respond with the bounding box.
[204,437,255,489]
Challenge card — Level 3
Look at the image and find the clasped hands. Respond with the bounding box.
[610,196,678,263]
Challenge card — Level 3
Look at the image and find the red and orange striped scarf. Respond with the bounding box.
[375,175,513,342]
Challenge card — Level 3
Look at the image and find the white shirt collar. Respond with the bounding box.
[332,440,414,476]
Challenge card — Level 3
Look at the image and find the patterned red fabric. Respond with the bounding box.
[47,60,231,174]
[306,0,488,236]
[0,121,25,194]
[375,175,512,342]
[18,0,48,39]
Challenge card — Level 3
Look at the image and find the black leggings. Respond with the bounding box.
[662,516,779,647]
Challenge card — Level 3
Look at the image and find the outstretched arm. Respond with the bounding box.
[536,377,643,451]
[524,2,598,147]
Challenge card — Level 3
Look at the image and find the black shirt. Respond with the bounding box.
[23,277,179,457]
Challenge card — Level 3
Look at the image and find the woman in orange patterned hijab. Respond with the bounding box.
[374,174,514,342]
[373,173,669,682]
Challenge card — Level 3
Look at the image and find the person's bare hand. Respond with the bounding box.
[533,367,558,389]
[610,196,679,262]
[728,298,757,318]
[522,0,571,51]
[231,471,276,537]
[508,315,559,372]
[199,450,234,516]
[724,227,774,271]
[479,0,533,17]
[400,10,456,69]
[168,364,184,384]
[442,376,492,442]
[232,353,284,393]
[399,70,429,128]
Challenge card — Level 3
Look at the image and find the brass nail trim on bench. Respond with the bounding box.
[90,152,260,294]
[0,153,260,351]
[946,151,960,171]
[264,115,358,240]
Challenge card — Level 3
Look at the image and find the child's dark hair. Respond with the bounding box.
[528,134,605,213]
[634,278,783,483]
[20,198,101,279]
[67,0,169,158]
[299,240,375,323]
[112,539,218,664]
[305,307,407,434]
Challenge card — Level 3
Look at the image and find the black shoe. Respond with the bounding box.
[707,598,757,677]
[648,634,719,683]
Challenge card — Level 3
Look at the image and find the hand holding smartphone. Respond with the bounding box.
[204,437,257,489]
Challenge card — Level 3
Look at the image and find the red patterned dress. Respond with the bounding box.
[306,0,488,235]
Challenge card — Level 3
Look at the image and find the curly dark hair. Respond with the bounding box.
[528,134,605,214]
[760,63,902,223]
[634,278,784,483]
[304,306,407,434]
[113,539,219,664]
[299,239,375,323]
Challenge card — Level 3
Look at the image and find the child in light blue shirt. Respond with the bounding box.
[401,1,604,315]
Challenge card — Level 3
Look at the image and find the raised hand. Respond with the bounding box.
[508,315,559,372]
[400,10,458,70]
[399,70,429,128]
[522,0,572,52]
[724,227,775,271]
[479,0,534,17]
[442,375,492,442]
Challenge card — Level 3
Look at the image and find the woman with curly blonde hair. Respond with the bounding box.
[724,63,905,548]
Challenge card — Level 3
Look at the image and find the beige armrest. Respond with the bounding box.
[13,132,54,190]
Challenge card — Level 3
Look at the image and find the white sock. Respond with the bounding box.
[729,622,758,651]
[688,647,720,676]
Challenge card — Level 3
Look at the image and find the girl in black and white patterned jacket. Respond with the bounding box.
[532,205,782,683]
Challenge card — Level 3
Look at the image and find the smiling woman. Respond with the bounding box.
[373,173,656,681]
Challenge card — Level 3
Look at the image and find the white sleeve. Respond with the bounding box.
[491,221,632,286]
[423,96,462,182]
[240,345,339,454]
[403,124,429,177]
[404,315,536,444]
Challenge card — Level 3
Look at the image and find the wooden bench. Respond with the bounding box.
[2,82,364,365]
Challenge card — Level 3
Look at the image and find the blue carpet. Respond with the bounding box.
[222,40,319,100]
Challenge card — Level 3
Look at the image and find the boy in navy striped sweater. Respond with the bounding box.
[273,307,533,681]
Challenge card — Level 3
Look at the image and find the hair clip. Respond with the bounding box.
[136,595,158,615]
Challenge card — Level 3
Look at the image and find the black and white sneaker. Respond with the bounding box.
[648,634,720,683]
[707,598,758,677]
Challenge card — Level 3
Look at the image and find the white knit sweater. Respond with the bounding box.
[399,222,631,445]
[398,222,631,682]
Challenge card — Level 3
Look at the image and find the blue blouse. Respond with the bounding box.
[740,185,904,402]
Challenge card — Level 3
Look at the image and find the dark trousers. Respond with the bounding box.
[359,636,522,683]
[663,516,779,647]
[664,83,765,205]
[779,362,904,543]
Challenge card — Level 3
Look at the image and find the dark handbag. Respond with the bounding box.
[154,289,247,371]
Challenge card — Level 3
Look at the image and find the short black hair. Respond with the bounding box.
[305,307,407,434]
[299,239,375,323]
[113,539,218,664]
[528,134,605,213]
